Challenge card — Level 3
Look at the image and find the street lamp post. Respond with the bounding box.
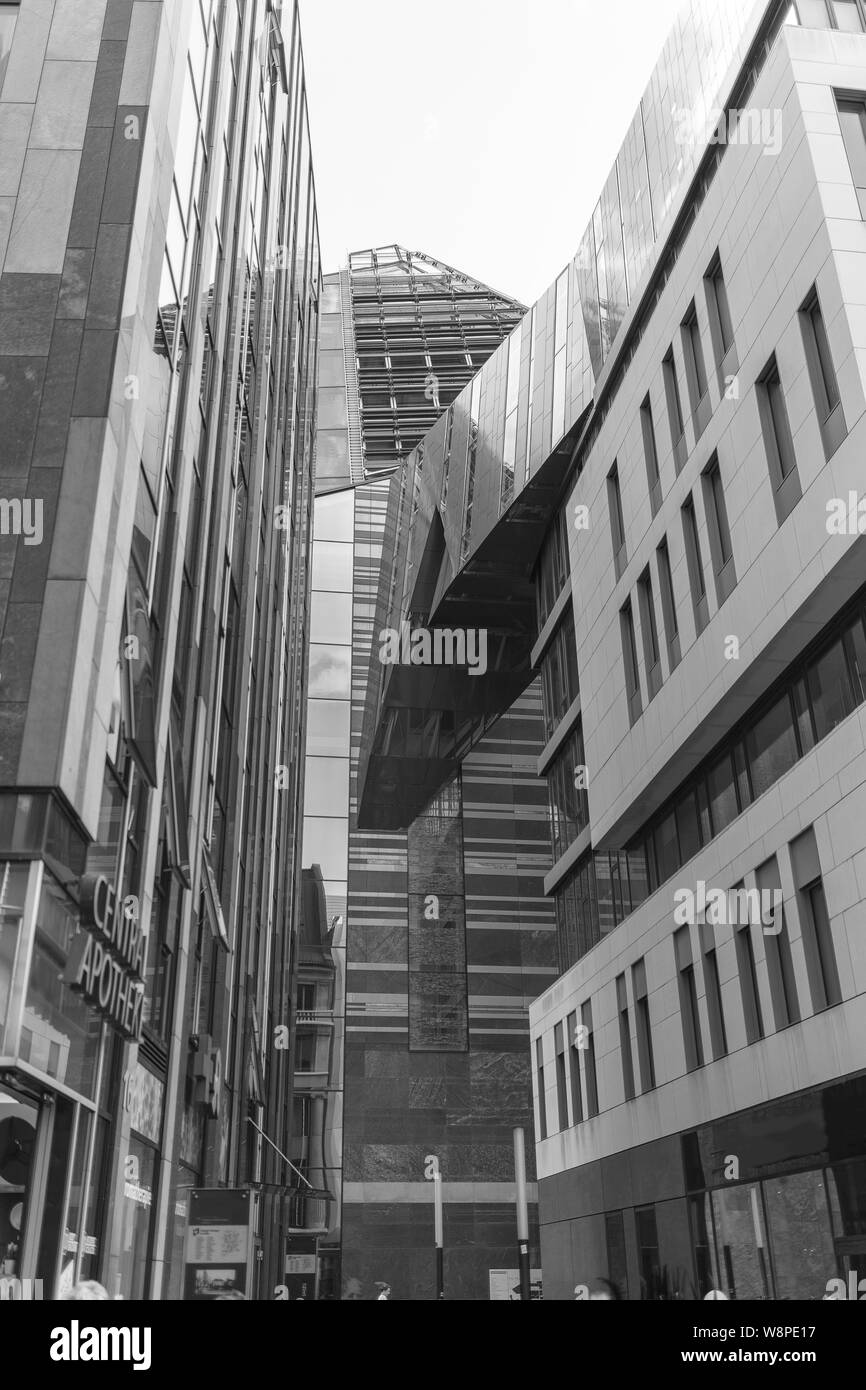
[434,1171,444,1301]
[513,1127,531,1302]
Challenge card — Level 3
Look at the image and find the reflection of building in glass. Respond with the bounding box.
[288,866,343,1298]
[307,253,557,1301]
[351,0,866,1299]
[0,0,319,1299]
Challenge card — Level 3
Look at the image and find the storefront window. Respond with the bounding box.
[23,872,101,1099]
[0,864,29,1049]
[165,1164,197,1301]
[0,1084,38,1280]
[59,1108,92,1292]
[118,1136,157,1300]
[827,1158,866,1238]
[763,1170,835,1300]
[710,1183,772,1298]
[78,1114,109,1283]
[36,1094,74,1290]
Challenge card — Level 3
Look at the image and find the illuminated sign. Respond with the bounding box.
[64,875,145,1041]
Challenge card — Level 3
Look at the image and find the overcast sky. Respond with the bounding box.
[298,0,685,306]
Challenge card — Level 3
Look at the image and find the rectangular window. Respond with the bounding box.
[790,827,842,1010]
[637,567,662,698]
[808,635,857,741]
[756,857,800,1030]
[608,463,627,580]
[636,1206,661,1301]
[801,286,846,457]
[535,1036,547,1140]
[554,1021,569,1131]
[582,1000,599,1118]
[837,94,866,216]
[804,289,840,417]
[552,268,569,443]
[655,538,681,673]
[675,926,704,1071]
[681,494,708,635]
[831,0,865,31]
[745,693,800,800]
[734,902,765,1044]
[540,608,579,738]
[0,2,18,89]
[663,347,686,469]
[758,354,801,524]
[702,943,729,1059]
[460,376,481,562]
[632,957,656,1092]
[705,252,736,371]
[641,396,662,514]
[620,598,642,724]
[702,454,737,603]
[567,1009,584,1124]
[501,323,522,511]
[524,305,537,481]
[681,300,709,421]
[796,1,833,27]
[616,973,635,1101]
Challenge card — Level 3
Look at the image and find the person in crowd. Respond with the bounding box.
[58,1280,110,1300]
[589,1277,622,1300]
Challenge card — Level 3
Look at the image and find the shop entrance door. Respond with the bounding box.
[1,1080,76,1295]
[0,1083,41,1285]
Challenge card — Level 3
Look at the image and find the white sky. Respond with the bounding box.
[298,0,686,306]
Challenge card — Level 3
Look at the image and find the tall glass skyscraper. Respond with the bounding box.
[0,0,320,1300]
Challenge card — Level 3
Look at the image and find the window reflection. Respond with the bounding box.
[314,490,354,543]
[308,646,351,700]
[310,592,352,646]
[763,1171,835,1300]
[710,1184,772,1299]
[303,818,349,883]
[304,758,350,818]
[306,699,351,757]
[312,541,353,593]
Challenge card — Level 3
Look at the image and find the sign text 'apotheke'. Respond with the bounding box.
[65,875,145,1041]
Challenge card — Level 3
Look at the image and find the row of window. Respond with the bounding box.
[554,588,866,972]
[615,277,845,726]
[541,826,840,1137]
[796,0,866,33]
[619,453,734,722]
[636,590,866,896]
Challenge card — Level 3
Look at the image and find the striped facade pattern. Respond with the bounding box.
[341,479,557,1295]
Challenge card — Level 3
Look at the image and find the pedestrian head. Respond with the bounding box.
[589,1277,621,1300]
[59,1280,110,1301]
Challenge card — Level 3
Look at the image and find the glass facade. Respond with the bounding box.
[0,0,320,1299]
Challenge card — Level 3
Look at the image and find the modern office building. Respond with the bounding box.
[316,245,525,490]
[0,0,320,1299]
[305,251,557,1300]
[353,0,866,1299]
